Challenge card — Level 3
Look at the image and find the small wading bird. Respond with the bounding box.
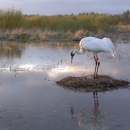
[70,37,115,78]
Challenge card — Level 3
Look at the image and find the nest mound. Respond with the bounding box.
[56,75,130,92]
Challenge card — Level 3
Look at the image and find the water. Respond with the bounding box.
[0,40,130,130]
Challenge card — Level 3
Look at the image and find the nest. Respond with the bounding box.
[56,75,130,92]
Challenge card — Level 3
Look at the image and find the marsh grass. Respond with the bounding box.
[0,8,130,42]
[0,28,90,42]
[0,8,23,29]
[0,28,130,42]
[72,29,89,41]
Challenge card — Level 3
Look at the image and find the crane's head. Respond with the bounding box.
[70,51,75,63]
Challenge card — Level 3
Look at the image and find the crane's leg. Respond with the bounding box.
[93,55,100,78]
[94,55,97,78]
[96,57,100,77]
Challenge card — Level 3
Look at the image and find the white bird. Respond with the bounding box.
[70,37,115,78]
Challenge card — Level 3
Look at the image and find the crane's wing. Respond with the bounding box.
[80,37,104,52]
[80,37,114,53]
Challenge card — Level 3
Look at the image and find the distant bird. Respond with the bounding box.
[70,37,115,78]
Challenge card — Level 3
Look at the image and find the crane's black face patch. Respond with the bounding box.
[70,51,75,57]
[70,51,75,63]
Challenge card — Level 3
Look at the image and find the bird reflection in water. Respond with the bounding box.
[93,91,99,111]
[91,91,99,128]
[70,103,74,119]
[77,92,101,129]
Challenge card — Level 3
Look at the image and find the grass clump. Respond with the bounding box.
[56,75,130,92]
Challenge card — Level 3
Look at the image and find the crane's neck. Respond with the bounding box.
[74,48,85,55]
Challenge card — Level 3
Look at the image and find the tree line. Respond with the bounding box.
[0,8,130,32]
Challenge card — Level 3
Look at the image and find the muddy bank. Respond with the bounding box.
[56,75,130,92]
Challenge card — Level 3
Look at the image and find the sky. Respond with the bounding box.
[0,0,129,15]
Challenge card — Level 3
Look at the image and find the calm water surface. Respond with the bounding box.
[0,40,130,130]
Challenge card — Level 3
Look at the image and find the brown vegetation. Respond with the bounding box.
[0,8,130,42]
[56,75,130,92]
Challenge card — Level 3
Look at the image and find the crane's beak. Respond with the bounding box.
[70,52,75,63]
[71,55,74,63]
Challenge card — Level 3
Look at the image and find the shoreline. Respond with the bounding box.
[0,28,130,43]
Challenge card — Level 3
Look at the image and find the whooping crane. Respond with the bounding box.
[70,37,115,78]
